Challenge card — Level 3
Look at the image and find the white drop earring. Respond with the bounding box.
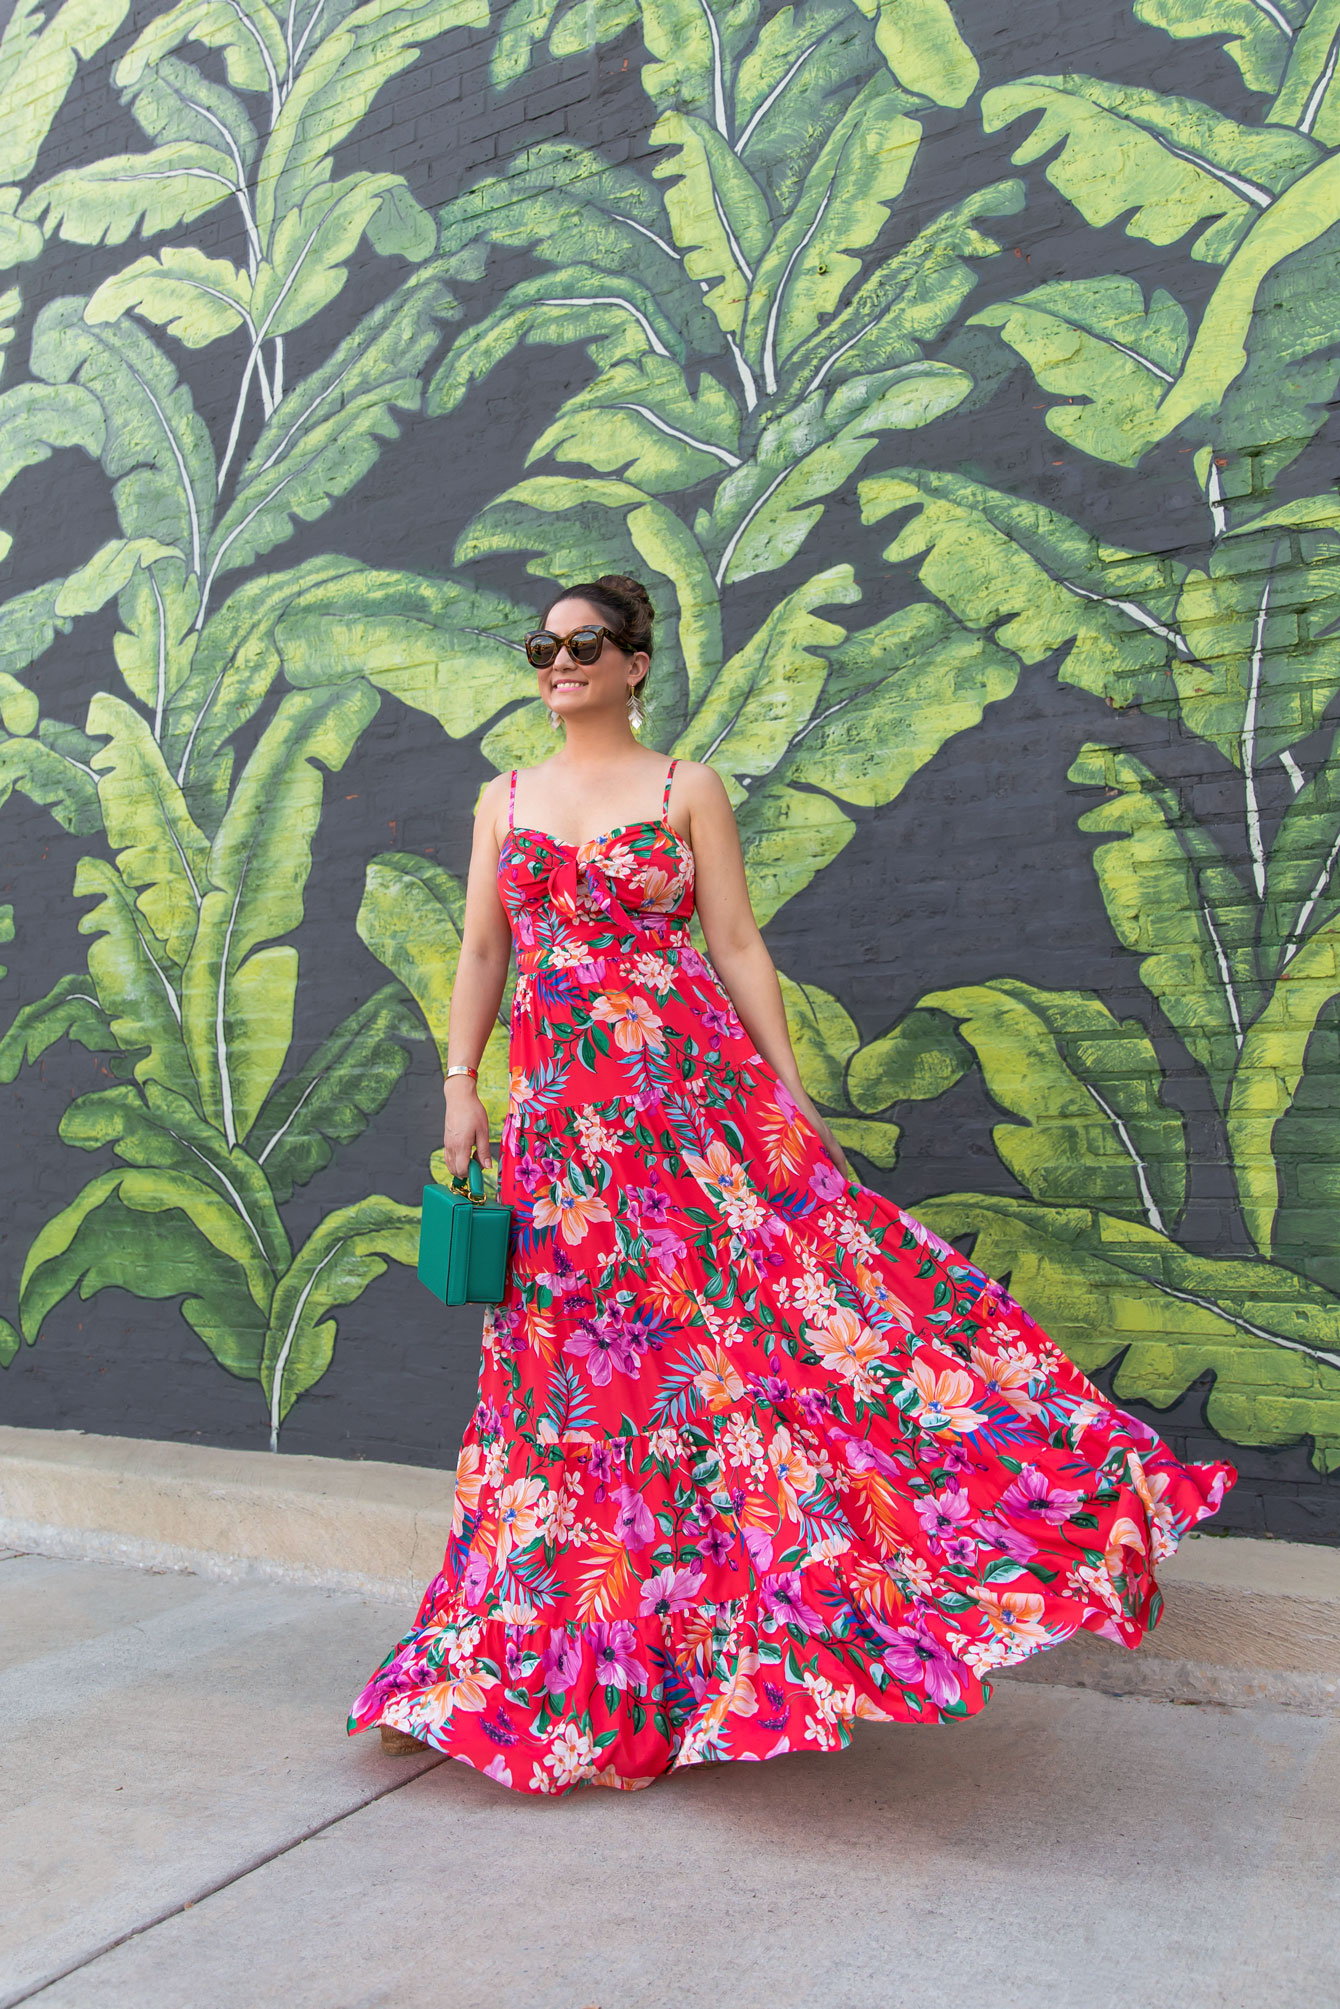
[546,705,561,731]
[627,685,645,733]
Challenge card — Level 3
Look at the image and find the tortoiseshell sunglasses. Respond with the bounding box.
[523,624,625,669]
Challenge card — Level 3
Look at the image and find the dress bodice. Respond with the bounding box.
[498,763,695,974]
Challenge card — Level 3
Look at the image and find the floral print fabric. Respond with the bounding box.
[350,763,1235,1793]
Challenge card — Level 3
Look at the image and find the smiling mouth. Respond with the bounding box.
[550,678,587,691]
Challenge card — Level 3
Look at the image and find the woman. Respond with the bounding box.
[350,574,1234,1795]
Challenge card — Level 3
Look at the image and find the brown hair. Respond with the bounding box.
[548,574,655,692]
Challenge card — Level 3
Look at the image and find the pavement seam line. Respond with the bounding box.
[3,1754,446,2009]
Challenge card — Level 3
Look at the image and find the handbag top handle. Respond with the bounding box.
[451,1155,486,1203]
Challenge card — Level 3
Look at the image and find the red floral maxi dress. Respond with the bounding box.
[350,759,1235,1794]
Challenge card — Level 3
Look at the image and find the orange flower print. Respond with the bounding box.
[418,1672,491,1718]
[768,1424,816,1511]
[693,1346,745,1412]
[633,865,681,912]
[495,1477,547,1564]
[1123,1452,1178,1562]
[451,1443,485,1536]
[973,1589,1052,1652]
[533,1180,613,1245]
[1102,1515,1148,1577]
[725,1647,762,1718]
[590,989,665,1051]
[807,1307,888,1399]
[580,837,638,875]
[509,1067,533,1112]
[907,1361,987,1436]
[850,1262,918,1330]
[969,1342,1042,1420]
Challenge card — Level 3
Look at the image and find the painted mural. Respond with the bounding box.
[1,0,1339,1511]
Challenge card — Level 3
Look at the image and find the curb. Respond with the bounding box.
[2,1426,1337,1712]
[0,1426,452,1609]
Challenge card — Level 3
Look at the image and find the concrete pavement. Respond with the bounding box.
[4,1549,1339,2008]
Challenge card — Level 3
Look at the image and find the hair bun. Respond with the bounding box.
[596,573,654,623]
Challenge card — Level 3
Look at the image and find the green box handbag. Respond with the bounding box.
[418,1156,513,1306]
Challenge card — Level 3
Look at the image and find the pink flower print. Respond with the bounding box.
[564,1309,648,1385]
[700,1523,737,1567]
[897,1211,958,1262]
[797,1386,832,1430]
[587,1441,625,1502]
[614,1482,656,1551]
[540,1631,581,1698]
[460,1550,489,1608]
[809,1158,848,1202]
[878,1624,964,1710]
[588,1621,649,1692]
[639,1565,705,1617]
[483,1754,513,1788]
[915,1487,972,1550]
[759,1572,826,1635]
[941,1534,978,1569]
[741,1525,774,1573]
[973,1513,1038,1566]
[633,1187,675,1225]
[646,1224,688,1266]
[504,1633,531,1683]
[490,1303,526,1354]
[1000,1465,1085,1528]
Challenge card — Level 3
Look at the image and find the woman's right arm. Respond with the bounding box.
[442,776,513,1175]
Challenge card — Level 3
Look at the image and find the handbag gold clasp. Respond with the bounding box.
[451,1146,488,1206]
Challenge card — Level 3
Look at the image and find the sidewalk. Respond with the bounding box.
[4,1546,1339,2009]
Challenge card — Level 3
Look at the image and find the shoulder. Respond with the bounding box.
[668,759,730,815]
[476,770,511,816]
[474,769,512,840]
[668,758,726,801]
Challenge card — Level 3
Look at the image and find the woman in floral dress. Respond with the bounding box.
[350,573,1234,1795]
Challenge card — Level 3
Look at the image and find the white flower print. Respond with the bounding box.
[543,1721,597,1788]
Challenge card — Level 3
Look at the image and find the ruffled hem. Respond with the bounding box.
[349,1456,1231,1796]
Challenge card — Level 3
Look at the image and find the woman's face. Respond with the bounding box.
[538,596,647,724]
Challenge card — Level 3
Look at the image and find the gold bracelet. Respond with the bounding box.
[445,1064,478,1081]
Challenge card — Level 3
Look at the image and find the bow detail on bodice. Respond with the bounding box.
[499,820,695,972]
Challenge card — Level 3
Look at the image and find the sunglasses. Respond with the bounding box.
[523,624,626,669]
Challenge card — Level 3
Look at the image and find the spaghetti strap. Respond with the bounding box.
[508,769,517,830]
[661,758,678,822]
